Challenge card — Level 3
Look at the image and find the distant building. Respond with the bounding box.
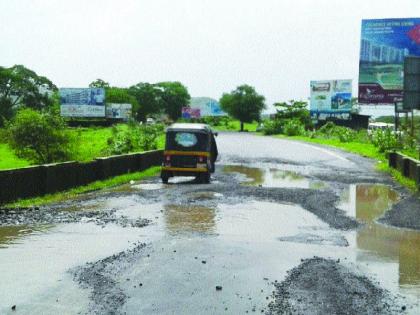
[360,39,409,63]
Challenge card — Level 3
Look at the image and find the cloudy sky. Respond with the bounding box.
[1,0,419,110]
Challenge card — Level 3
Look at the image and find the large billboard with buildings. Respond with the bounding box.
[60,88,106,117]
[359,18,420,104]
[310,80,352,120]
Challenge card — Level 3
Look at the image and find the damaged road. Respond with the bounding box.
[1,132,419,314]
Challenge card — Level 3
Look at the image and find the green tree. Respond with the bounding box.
[105,87,139,120]
[155,82,190,121]
[89,79,110,88]
[219,84,265,131]
[6,108,72,164]
[128,83,162,121]
[0,65,56,125]
[274,100,311,127]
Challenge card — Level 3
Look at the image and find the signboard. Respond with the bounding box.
[106,103,132,120]
[182,107,201,119]
[359,18,420,104]
[404,56,420,110]
[60,88,106,117]
[310,80,352,120]
[189,97,226,116]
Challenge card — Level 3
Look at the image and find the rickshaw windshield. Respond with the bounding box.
[166,131,209,151]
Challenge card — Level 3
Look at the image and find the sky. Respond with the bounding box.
[0,0,419,112]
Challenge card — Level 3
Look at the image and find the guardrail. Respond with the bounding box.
[388,152,420,188]
[0,150,163,205]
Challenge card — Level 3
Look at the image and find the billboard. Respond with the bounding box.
[106,103,132,120]
[60,88,106,117]
[359,18,420,104]
[310,80,352,120]
[182,107,201,119]
[189,97,226,116]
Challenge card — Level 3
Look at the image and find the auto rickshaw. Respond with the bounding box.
[161,123,218,184]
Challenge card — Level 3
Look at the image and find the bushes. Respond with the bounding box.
[262,119,283,135]
[370,128,400,152]
[315,122,356,143]
[6,108,72,164]
[283,119,306,136]
[106,122,163,155]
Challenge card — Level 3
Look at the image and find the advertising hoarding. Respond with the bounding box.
[310,80,352,120]
[182,107,201,119]
[359,18,420,104]
[60,88,106,117]
[189,97,226,117]
[106,103,132,120]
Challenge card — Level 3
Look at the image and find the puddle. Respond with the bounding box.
[278,233,349,247]
[132,183,165,190]
[223,165,325,189]
[340,184,420,298]
[0,225,50,248]
[0,222,148,314]
[186,191,224,201]
[164,204,216,235]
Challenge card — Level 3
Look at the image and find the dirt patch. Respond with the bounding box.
[72,242,146,315]
[267,257,403,315]
[379,195,420,231]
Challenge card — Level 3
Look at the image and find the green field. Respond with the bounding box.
[0,125,165,170]
[0,143,31,170]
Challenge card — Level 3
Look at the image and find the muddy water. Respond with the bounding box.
[1,167,420,313]
[223,165,325,189]
[0,223,149,315]
[340,184,420,300]
[122,201,345,315]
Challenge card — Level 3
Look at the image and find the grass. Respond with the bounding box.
[7,166,161,208]
[0,125,166,170]
[275,134,418,191]
[68,126,114,162]
[0,143,31,170]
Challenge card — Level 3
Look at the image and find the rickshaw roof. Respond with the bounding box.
[166,123,213,133]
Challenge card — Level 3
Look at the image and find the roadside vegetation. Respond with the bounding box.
[0,65,183,170]
[257,101,419,190]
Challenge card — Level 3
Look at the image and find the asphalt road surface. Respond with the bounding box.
[1,132,419,314]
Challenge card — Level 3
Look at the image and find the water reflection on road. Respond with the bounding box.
[223,165,325,189]
[340,184,420,298]
[164,204,216,235]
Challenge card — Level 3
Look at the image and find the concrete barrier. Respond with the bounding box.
[388,152,420,189]
[0,150,163,205]
[77,161,100,186]
[0,165,46,204]
[388,152,397,168]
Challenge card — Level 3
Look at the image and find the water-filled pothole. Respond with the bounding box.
[223,165,325,189]
[340,184,420,293]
